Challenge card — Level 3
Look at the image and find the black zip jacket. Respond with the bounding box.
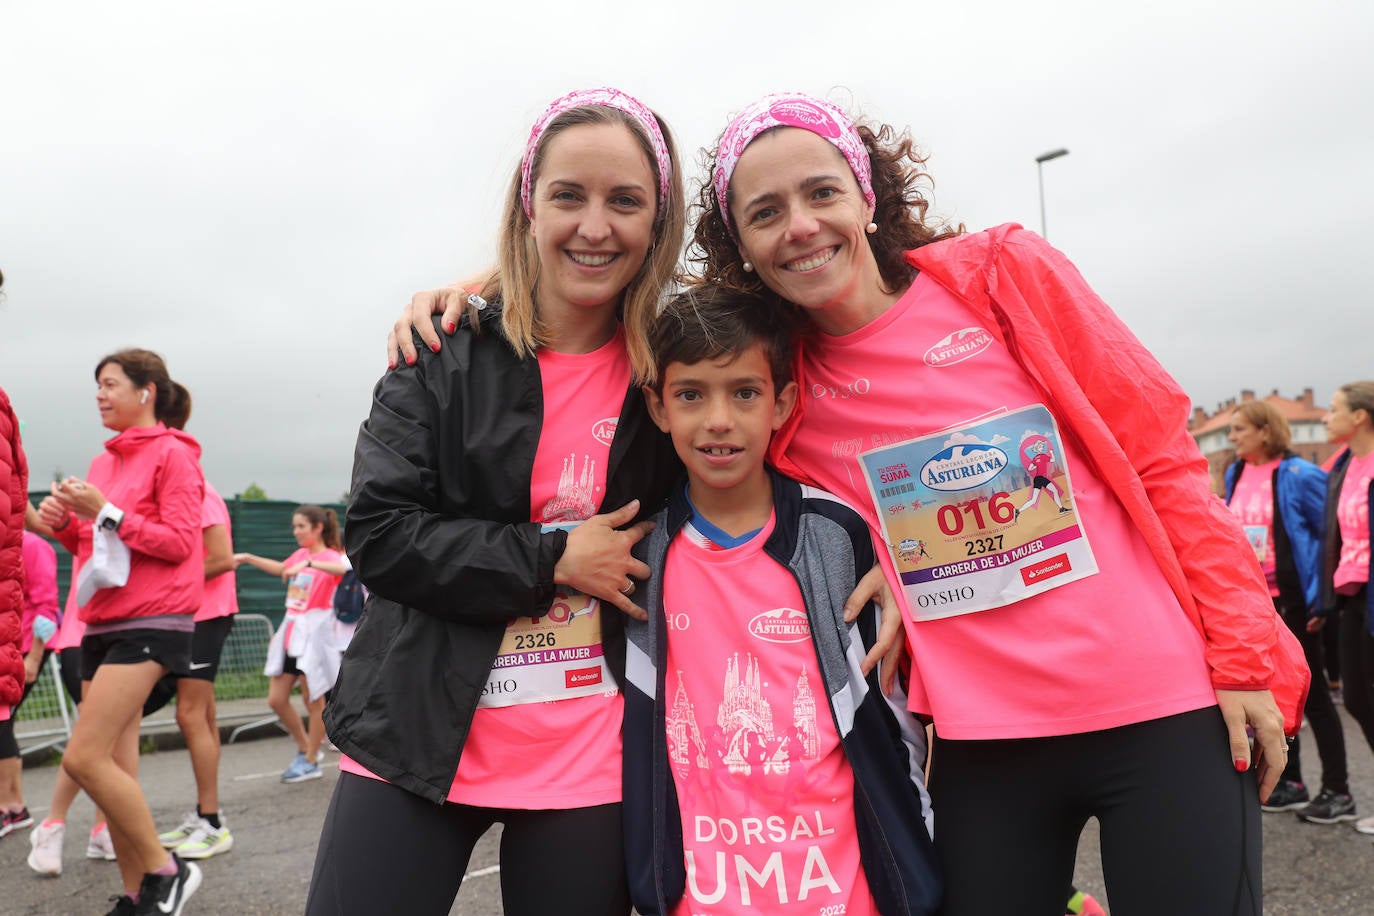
[326,307,678,804]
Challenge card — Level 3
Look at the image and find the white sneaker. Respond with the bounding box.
[87,823,117,860]
[158,811,202,849]
[27,821,64,876]
[1355,814,1374,835]
[174,819,234,860]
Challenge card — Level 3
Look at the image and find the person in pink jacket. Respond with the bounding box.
[36,348,204,916]
[685,92,1304,916]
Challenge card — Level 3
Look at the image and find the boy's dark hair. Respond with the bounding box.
[649,284,799,393]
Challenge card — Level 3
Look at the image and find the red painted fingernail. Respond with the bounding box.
[405,354,416,366]
[429,341,440,353]
[1234,758,1248,772]
[444,321,456,334]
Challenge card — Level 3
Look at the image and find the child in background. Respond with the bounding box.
[622,286,940,915]
[235,505,344,783]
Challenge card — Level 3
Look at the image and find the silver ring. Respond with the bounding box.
[466,293,488,311]
[620,581,635,597]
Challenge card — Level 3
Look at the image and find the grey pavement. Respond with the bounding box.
[4,711,1374,914]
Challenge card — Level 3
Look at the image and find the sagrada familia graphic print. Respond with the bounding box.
[668,653,821,779]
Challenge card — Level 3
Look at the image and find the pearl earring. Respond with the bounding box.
[866,222,878,235]
[742,261,754,272]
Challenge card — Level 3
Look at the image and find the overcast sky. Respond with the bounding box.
[2,1,1370,502]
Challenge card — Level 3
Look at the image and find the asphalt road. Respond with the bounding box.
[4,712,1374,915]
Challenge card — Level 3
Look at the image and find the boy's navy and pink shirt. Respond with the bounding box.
[623,471,940,915]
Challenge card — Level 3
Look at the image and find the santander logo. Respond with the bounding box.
[924,327,994,367]
[748,607,811,644]
[592,418,617,446]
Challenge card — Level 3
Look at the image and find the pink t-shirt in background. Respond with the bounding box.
[197,482,239,623]
[664,516,875,915]
[1229,460,1281,596]
[1334,452,1374,594]
[282,547,342,615]
[20,531,59,654]
[446,329,631,809]
[783,274,1216,740]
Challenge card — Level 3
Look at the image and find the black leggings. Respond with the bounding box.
[1276,599,1348,793]
[306,772,631,916]
[930,707,1261,916]
[1338,588,1374,753]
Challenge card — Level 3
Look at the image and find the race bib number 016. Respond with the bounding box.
[859,404,1098,621]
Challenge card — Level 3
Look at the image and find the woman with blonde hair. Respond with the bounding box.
[308,88,685,915]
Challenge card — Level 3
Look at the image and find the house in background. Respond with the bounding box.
[1188,388,1336,494]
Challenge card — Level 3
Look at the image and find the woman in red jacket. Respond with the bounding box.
[0,381,30,832]
[37,349,204,916]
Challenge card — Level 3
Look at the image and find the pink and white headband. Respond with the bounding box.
[712,93,874,237]
[520,87,672,220]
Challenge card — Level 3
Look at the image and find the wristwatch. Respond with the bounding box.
[97,504,125,533]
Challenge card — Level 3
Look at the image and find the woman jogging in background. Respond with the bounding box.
[234,505,343,784]
[307,87,685,916]
[685,91,1304,915]
[36,348,204,916]
[1225,401,1351,825]
[1321,381,1374,837]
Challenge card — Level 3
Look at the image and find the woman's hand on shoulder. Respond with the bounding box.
[387,284,475,369]
[554,500,655,622]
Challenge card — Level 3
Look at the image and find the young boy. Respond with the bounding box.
[622,286,941,915]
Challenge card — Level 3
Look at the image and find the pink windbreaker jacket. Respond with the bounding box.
[54,424,205,626]
[773,224,1309,736]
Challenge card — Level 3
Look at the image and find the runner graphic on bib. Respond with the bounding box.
[860,404,1099,620]
[479,521,614,709]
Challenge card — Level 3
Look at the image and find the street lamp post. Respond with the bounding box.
[1035,148,1069,241]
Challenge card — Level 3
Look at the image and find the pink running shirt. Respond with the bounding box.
[663,516,876,915]
[1334,452,1374,594]
[446,328,631,809]
[783,274,1216,739]
[1229,460,1281,596]
[197,482,239,623]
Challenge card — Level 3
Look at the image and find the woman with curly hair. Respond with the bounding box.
[684,91,1306,915]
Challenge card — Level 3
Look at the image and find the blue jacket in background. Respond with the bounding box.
[1224,453,1327,614]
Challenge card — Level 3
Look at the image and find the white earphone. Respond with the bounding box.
[140,390,149,404]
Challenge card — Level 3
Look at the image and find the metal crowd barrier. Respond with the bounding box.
[14,613,278,757]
